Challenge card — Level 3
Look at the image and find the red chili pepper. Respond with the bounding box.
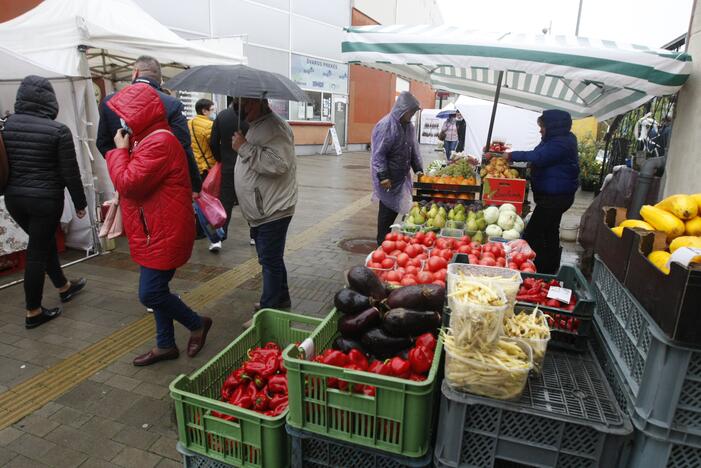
[389,357,410,378]
[408,346,432,374]
[322,350,350,367]
[264,342,281,351]
[348,349,369,371]
[269,394,288,411]
[415,333,437,353]
[253,390,269,411]
[268,375,288,394]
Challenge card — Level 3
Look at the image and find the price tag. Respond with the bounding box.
[547,286,572,304]
[668,247,701,269]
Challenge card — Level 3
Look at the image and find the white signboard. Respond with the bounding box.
[322,127,342,156]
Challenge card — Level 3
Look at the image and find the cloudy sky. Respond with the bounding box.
[437,0,693,48]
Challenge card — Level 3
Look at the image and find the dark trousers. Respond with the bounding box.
[524,193,575,274]
[377,201,398,245]
[250,216,291,308]
[138,266,202,349]
[219,172,237,239]
[5,196,67,310]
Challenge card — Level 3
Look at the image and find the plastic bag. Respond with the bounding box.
[196,191,227,229]
[193,202,224,243]
[99,194,123,239]
[202,162,222,197]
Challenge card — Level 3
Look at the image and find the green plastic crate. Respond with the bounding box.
[169,309,322,468]
[283,309,443,458]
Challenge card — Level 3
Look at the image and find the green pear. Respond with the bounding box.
[455,203,465,213]
[467,211,476,221]
[406,215,415,226]
[474,230,486,244]
[428,206,438,219]
[477,219,487,231]
[448,209,455,220]
[434,214,446,228]
[467,219,478,231]
[455,211,466,222]
[438,207,448,217]
[414,213,426,225]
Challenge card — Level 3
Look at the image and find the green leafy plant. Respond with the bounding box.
[578,137,602,190]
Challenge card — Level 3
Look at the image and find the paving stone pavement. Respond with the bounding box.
[0,147,591,466]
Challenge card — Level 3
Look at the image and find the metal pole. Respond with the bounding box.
[0,253,100,291]
[485,71,504,153]
[575,0,584,36]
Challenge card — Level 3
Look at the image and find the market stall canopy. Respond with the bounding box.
[0,46,65,82]
[0,0,246,81]
[342,25,692,120]
[164,65,310,102]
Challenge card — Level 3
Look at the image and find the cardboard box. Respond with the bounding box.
[482,177,527,203]
[624,229,701,347]
[594,207,636,283]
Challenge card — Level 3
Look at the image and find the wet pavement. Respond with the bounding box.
[0,147,592,467]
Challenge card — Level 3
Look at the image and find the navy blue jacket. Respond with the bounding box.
[96,77,202,192]
[510,109,580,195]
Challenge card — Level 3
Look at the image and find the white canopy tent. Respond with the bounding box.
[0,0,245,265]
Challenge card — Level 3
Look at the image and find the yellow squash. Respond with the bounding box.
[640,205,686,240]
[610,226,624,237]
[647,250,671,274]
[669,236,701,253]
[618,219,654,230]
[655,194,699,220]
[691,194,701,213]
[686,217,701,236]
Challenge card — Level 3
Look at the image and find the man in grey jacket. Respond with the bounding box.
[232,98,297,312]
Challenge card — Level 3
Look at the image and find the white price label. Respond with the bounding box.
[547,286,572,304]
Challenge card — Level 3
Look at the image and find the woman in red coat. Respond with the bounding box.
[106,83,212,366]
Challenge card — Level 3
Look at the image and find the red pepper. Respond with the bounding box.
[245,380,257,399]
[211,410,236,422]
[269,394,288,411]
[264,342,281,351]
[271,402,287,416]
[343,364,364,393]
[277,354,286,374]
[243,360,267,376]
[268,375,288,394]
[409,373,425,382]
[362,385,376,396]
[228,385,245,405]
[254,375,266,389]
[348,349,369,371]
[326,377,339,389]
[322,350,350,367]
[236,396,253,409]
[368,360,383,374]
[249,348,280,362]
[221,385,234,401]
[261,353,279,378]
[253,390,269,411]
[415,333,437,353]
[408,346,432,374]
[389,357,410,378]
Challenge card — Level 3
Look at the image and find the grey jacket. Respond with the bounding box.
[234,111,297,227]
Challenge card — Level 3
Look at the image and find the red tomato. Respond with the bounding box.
[401,276,418,286]
[405,265,419,275]
[386,271,401,282]
[512,253,526,266]
[481,252,495,261]
[479,257,497,267]
[395,267,406,275]
[427,256,448,273]
[417,271,434,284]
[415,231,426,242]
[434,269,447,281]
[457,245,471,254]
[441,250,453,261]
[460,235,471,244]
[432,279,446,288]
[417,253,428,261]
[496,257,506,267]
[409,258,423,268]
[405,245,418,258]
[436,238,451,250]
[371,250,386,263]
[508,262,520,270]
[381,258,395,269]
[468,254,479,264]
[385,233,398,242]
[426,231,437,240]
[423,236,435,247]
[469,242,482,251]
[390,250,402,257]
[368,262,382,269]
[395,240,407,252]
[381,241,396,254]
[396,253,410,267]
[378,272,387,280]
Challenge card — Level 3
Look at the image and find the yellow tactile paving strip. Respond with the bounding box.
[0,194,372,429]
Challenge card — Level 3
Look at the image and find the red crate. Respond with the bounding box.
[482,177,527,203]
[0,250,26,277]
[56,227,66,253]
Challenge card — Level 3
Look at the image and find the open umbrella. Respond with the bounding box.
[164,64,310,102]
[436,102,458,119]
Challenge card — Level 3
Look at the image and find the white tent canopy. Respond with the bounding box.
[342,25,692,120]
[0,0,246,81]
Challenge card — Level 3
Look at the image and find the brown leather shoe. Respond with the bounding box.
[187,317,212,357]
[133,347,179,366]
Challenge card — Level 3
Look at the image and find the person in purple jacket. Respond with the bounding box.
[371,92,424,245]
[508,110,580,273]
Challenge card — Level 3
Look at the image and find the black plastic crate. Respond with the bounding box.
[435,350,632,468]
[288,425,432,468]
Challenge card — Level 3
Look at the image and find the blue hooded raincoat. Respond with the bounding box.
[510,110,580,196]
[370,92,424,213]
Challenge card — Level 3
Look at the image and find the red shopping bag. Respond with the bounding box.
[202,162,222,197]
[196,191,227,229]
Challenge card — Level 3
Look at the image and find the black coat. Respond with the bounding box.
[210,107,248,205]
[456,118,466,153]
[2,75,87,210]
[96,77,202,192]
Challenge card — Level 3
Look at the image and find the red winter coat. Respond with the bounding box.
[106,84,194,270]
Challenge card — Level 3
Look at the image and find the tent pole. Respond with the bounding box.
[485,71,504,152]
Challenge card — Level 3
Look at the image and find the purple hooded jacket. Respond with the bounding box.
[370,91,424,213]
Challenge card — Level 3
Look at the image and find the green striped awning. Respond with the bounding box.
[342,25,691,120]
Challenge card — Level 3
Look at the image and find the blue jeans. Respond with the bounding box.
[139,266,202,349]
[444,140,458,160]
[250,216,292,308]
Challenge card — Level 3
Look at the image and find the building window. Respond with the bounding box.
[268,99,289,120]
[289,91,333,121]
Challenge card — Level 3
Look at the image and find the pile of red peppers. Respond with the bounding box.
[314,333,437,396]
[212,342,288,421]
[516,278,578,311]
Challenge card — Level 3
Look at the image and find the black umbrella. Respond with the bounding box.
[164,65,310,102]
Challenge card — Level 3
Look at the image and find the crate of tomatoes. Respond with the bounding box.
[170,309,324,467]
[515,265,595,352]
[285,266,444,458]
